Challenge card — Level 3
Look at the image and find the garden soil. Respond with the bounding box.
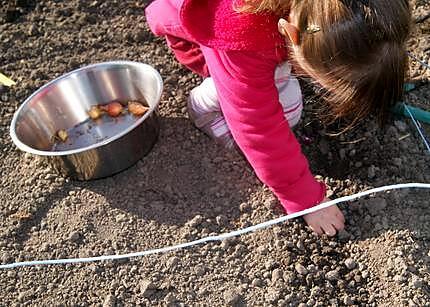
[0,0,429,306]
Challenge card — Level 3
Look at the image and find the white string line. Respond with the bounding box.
[403,103,430,153]
[1,183,429,270]
[404,53,430,153]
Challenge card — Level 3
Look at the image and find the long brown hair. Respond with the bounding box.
[239,0,411,126]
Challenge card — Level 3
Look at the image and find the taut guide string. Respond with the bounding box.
[1,55,429,270]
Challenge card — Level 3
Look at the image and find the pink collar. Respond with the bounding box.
[180,0,286,51]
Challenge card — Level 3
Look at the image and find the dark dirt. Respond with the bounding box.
[0,0,429,306]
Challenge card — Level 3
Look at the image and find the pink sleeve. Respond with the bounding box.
[200,47,326,213]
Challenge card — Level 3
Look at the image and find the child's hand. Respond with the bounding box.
[303,198,345,236]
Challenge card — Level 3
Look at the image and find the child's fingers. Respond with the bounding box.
[332,218,345,232]
[308,223,324,235]
[321,223,337,237]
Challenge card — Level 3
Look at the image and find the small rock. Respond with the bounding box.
[102,294,116,307]
[239,203,250,212]
[216,215,228,226]
[343,295,354,306]
[164,293,176,305]
[7,270,16,278]
[265,260,276,270]
[345,258,357,270]
[140,280,156,298]
[295,263,308,275]
[251,278,263,287]
[271,268,283,282]
[296,240,305,250]
[310,286,321,296]
[166,256,179,269]
[325,270,339,281]
[68,231,81,242]
[188,215,203,227]
[195,265,206,277]
[411,276,423,289]
[223,289,243,306]
[256,245,268,255]
[115,213,128,223]
[40,242,50,252]
[264,198,277,210]
[220,240,230,250]
[17,291,28,302]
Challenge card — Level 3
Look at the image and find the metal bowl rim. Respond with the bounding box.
[9,61,163,156]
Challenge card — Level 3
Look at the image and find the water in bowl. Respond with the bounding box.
[52,112,141,152]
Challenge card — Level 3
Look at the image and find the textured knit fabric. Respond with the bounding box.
[145,0,326,213]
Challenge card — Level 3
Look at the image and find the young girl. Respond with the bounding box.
[145,0,411,236]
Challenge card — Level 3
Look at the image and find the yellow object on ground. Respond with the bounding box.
[0,73,16,87]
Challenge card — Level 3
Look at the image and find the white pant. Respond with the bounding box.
[188,62,303,148]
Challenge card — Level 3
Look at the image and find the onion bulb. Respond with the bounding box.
[88,105,102,120]
[128,101,149,116]
[57,129,68,142]
[100,102,123,117]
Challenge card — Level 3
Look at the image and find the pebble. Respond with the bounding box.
[40,242,50,252]
[264,198,277,210]
[325,270,339,281]
[310,286,321,296]
[140,280,156,298]
[7,270,16,278]
[215,215,228,226]
[411,276,423,289]
[0,252,13,263]
[256,245,268,255]
[115,213,128,223]
[166,256,179,269]
[188,215,203,227]
[223,289,242,306]
[296,240,305,250]
[271,268,283,282]
[343,295,354,306]
[295,263,308,275]
[102,294,116,307]
[239,202,250,212]
[220,240,230,250]
[164,293,177,304]
[68,231,81,242]
[251,278,263,287]
[345,258,357,270]
[265,259,276,270]
[194,265,206,277]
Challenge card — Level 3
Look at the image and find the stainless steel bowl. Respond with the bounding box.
[10,61,163,180]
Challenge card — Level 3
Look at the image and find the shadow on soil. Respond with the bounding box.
[73,116,248,226]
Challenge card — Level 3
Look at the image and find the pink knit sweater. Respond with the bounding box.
[146,0,326,213]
